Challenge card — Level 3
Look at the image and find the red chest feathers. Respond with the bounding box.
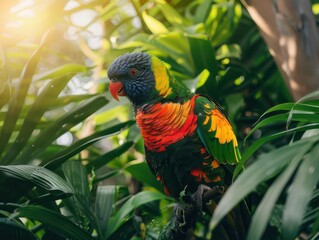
[136,96,198,152]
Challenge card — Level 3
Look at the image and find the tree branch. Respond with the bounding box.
[241,0,319,100]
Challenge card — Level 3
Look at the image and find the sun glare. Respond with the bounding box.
[4,0,46,42]
[3,0,104,49]
[10,0,35,13]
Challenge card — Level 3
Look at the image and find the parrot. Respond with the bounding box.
[108,52,248,239]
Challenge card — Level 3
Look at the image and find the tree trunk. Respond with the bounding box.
[241,0,319,100]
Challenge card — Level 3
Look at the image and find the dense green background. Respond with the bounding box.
[0,0,318,239]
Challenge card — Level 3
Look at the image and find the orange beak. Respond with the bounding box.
[109,81,126,101]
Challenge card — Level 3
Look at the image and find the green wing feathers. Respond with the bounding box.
[195,96,241,165]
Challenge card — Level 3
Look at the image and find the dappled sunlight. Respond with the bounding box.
[3,1,59,43]
[2,0,104,48]
[0,0,318,239]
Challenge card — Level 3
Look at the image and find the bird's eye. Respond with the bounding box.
[129,68,139,76]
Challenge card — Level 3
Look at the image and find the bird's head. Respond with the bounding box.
[108,52,177,106]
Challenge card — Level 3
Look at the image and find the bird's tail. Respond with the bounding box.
[205,197,251,240]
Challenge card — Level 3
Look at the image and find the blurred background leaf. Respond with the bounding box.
[0,0,317,239]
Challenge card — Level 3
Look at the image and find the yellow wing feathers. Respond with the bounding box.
[202,104,238,148]
[195,96,240,164]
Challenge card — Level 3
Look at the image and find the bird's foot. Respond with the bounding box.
[191,184,225,212]
[174,203,195,228]
[172,203,196,239]
[162,185,225,240]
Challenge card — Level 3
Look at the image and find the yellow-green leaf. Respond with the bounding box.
[142,11,168,34]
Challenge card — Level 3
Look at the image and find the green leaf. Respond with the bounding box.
[62,160,100,236]
[18,205,94,240]
[62,161,90,206]
[0,165,73,196]
[205,2,242,45]
[260,102,319,117]
[35,63,88,81]
[216,44,241,60]
[124,160,163,192]
[0,42,10,109]
[155,0,187,25]
[235,123,319,178]
[196,69,210,89]
[184,69,210,92]
[194,0,213,23]
[313,3,319,14]
[142,11,168,34]
[188,36,219,96]
[248,100,319,139]
[94,169,119,183]
[0,30,50,155]
[100,0,119,21]
[311,213,319,239]
[155,32,191,62]
[246,156,301,240]
[0,218,37,240]
[95,185,115,239]
[16,95,108,164]
[65,0,109,14]
[86,141,134,171]
[245,113,319,141]
[287,93,319,127]
[303,205,319,230]
[282,143,319,240]
[295,90,319,102]
[45,121,135,170]
[105,191,168,238]
[208,137,316,237]
[2,73,79,165]
[47,94,98,110]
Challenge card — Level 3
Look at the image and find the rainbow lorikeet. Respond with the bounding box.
[108,52,245,239]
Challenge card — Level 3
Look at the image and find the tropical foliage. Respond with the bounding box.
[212,91,319,240]
[0,0,318,239]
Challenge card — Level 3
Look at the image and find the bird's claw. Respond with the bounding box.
[168,185,225,240]
[191,184,225,212]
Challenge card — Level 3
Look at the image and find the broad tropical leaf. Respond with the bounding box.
[17,205,95,240]
[0,165,73,197]
[106,191,169,238]
[0,30,50,156]
[45,120,135,170]
[208,136,317,237]
[16,95,108,164]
